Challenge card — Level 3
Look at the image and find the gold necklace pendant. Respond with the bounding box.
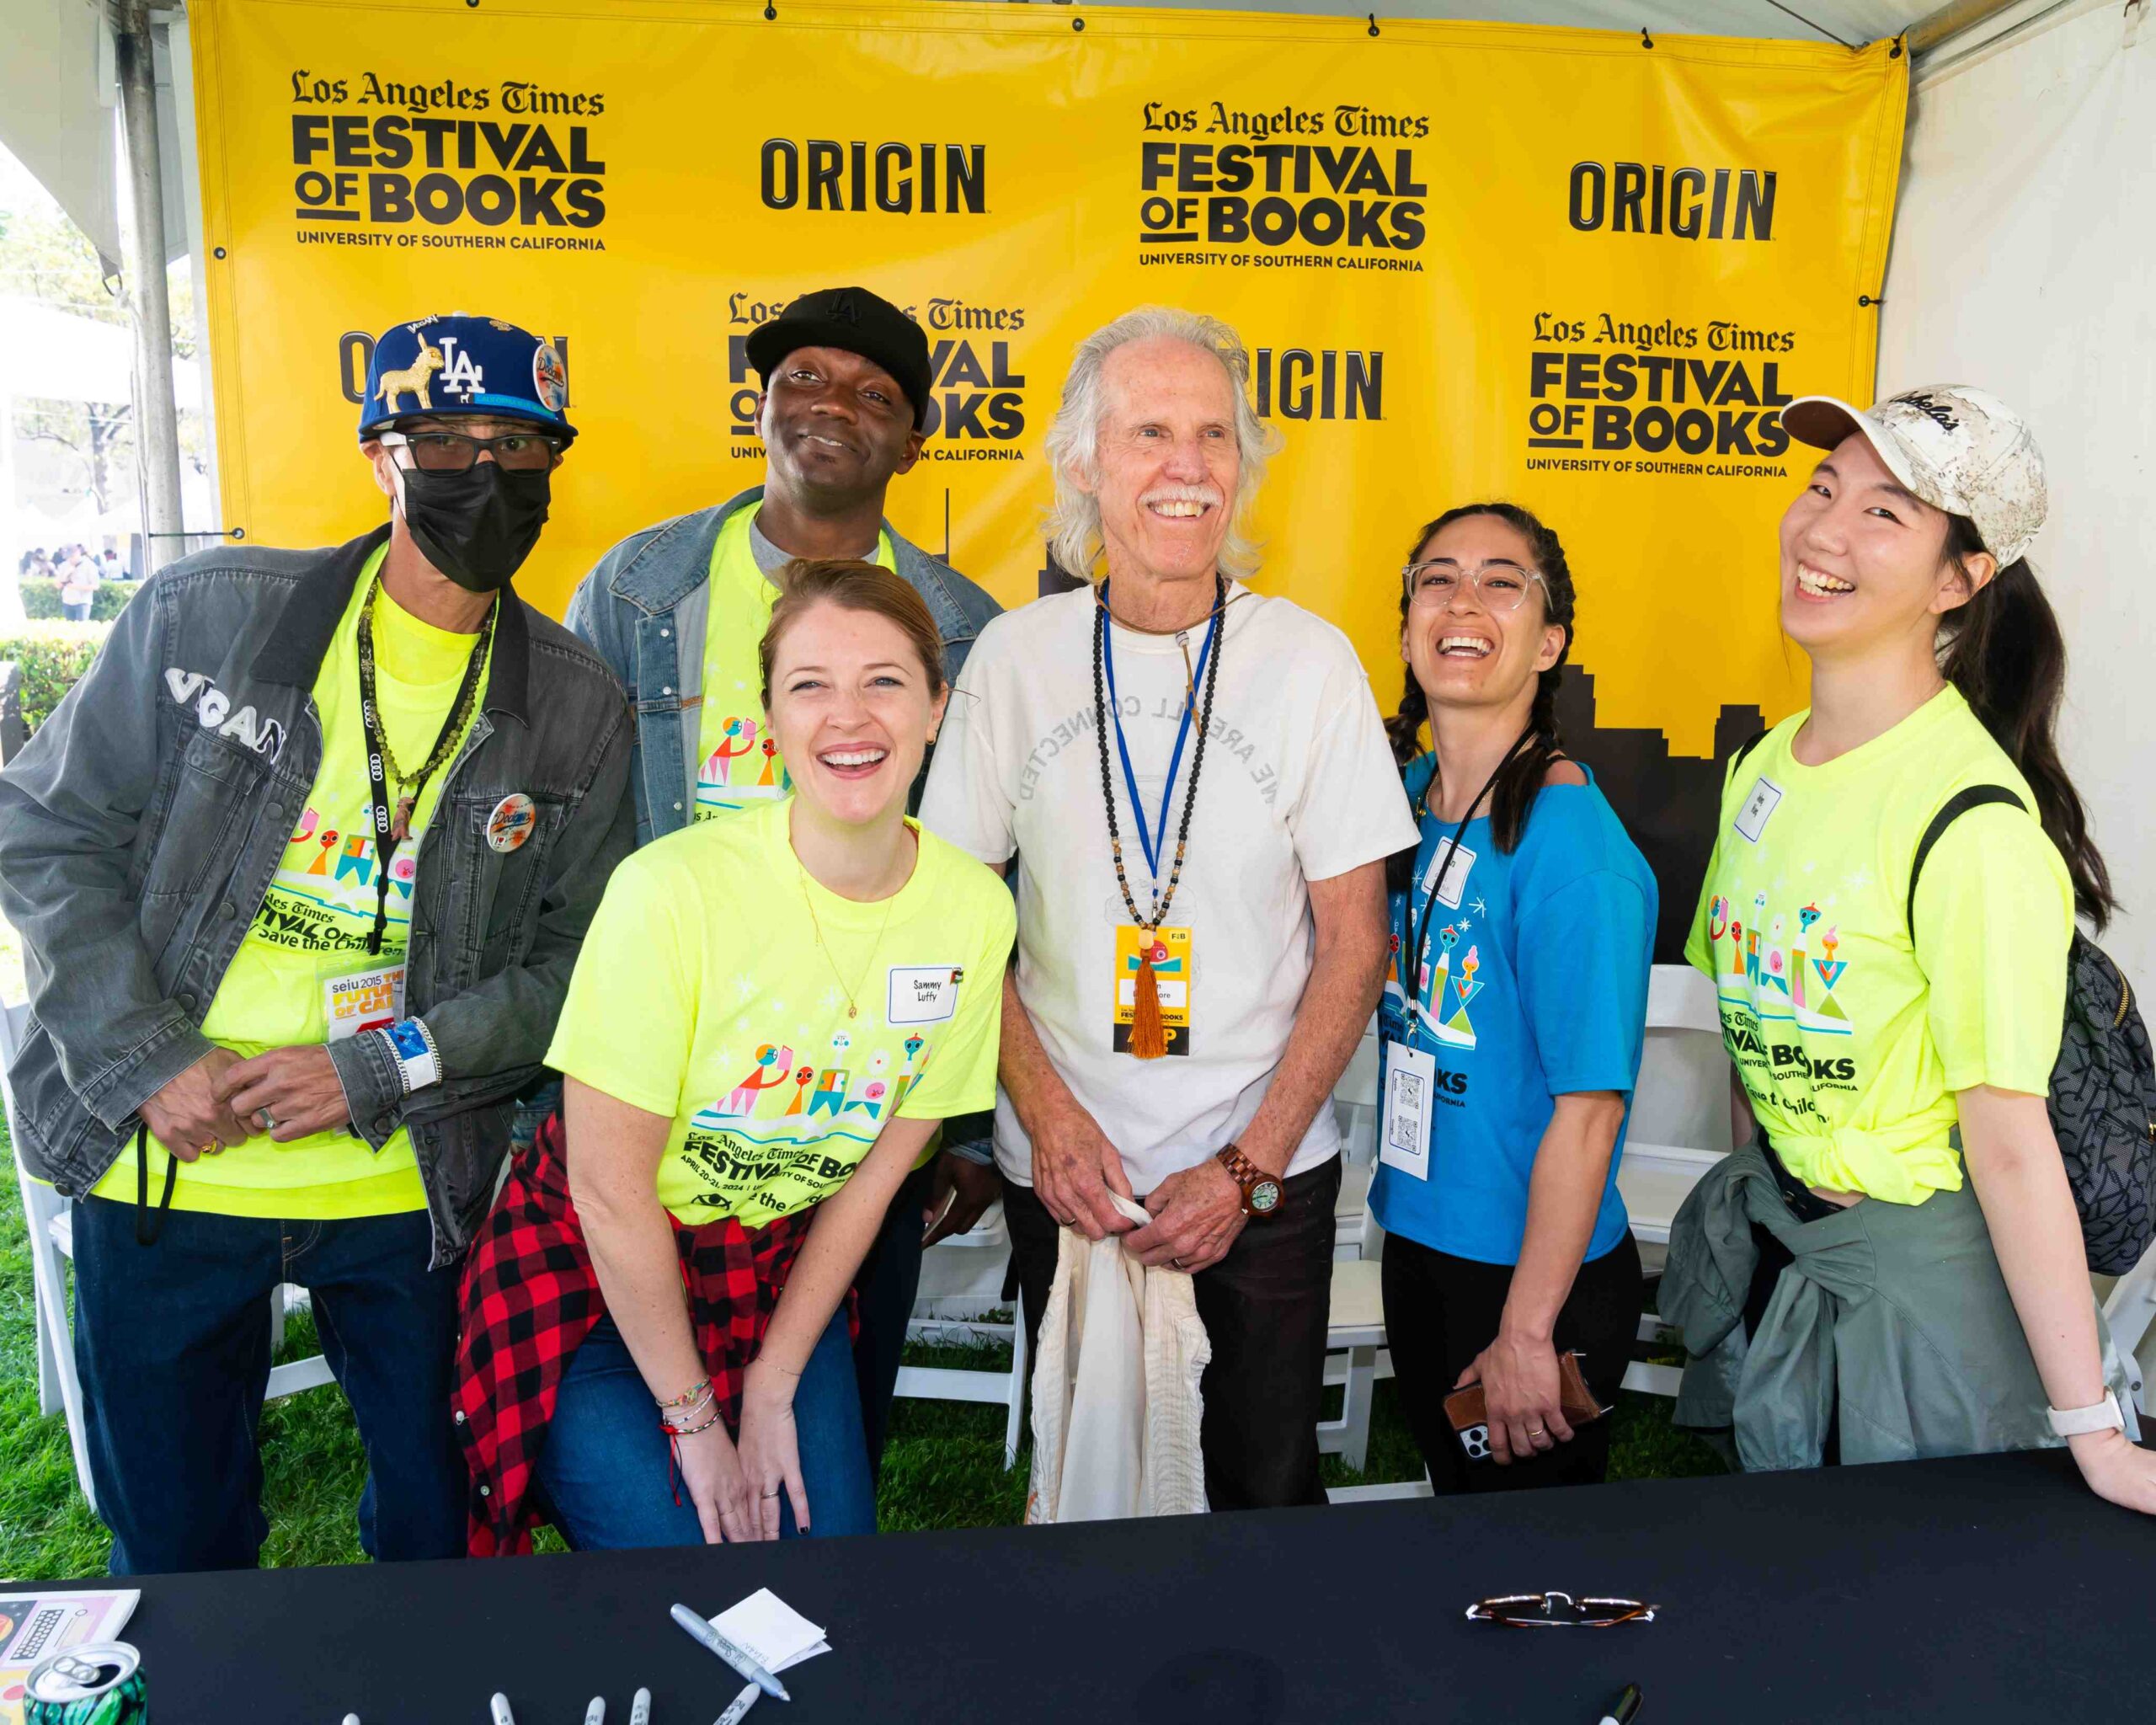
[800,863,899,1024]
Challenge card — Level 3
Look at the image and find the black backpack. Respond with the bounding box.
[1908,787,2156,1275]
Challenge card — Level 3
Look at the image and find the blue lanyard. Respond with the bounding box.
[1100,583,1220,884]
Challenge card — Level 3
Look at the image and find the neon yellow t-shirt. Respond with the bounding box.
[545,796,1013,1227]
[691,504,894,821]
[1684,686,2073,1205]
[96,547,490,1218]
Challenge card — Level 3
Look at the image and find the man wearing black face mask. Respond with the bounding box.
[0,312,635,1573]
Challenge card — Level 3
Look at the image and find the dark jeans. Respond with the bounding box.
[533,1305,874,1547]
[1006,1156,1342,1510]
[71,1195,464,1573]
[851,1162,932,1485]
[1382,1230,1642,1496]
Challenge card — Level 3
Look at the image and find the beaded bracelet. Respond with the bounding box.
[661,1388,717,1427]
[655,1377,714,1413]
[662,1405,723,1438]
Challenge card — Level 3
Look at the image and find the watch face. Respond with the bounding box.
[1249,1178,1283,1215]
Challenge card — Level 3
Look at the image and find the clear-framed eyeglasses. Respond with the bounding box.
[1402,558,1546,613]
[377,428,566,473]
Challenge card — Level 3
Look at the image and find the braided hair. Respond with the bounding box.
[1389,502,1578,860]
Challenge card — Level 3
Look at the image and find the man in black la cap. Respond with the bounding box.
[567,285,1002,1488]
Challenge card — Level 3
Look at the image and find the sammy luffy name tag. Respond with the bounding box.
[888,964,963,1025]
[1110,924,1192,1056]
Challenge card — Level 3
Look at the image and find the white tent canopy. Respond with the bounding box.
[0,296,200,412]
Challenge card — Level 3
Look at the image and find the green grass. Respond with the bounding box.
[0,1096,1720,1578]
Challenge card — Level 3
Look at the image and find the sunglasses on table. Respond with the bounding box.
[1465,1589,1659,1627]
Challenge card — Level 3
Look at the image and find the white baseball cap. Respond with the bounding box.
[1781,386,2047,566]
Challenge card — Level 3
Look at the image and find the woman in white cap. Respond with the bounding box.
[1662,386,2153,1513]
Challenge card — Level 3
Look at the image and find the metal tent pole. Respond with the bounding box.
[111,0,184,564]
[1904,0,2043,57]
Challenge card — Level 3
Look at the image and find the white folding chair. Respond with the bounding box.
[1613,964,1737,1400]
[2,999,335,1510]
[894,1199,1028,1467]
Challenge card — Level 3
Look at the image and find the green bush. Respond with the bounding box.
[0,623,110,733]
[18,578,141,622]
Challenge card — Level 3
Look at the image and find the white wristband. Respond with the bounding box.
[382,1017,441,1097]
[2047,1391,2126,1438]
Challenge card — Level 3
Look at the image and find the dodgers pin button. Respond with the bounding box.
[486,793,536,853]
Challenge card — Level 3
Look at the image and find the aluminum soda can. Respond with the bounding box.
[24,1640,147,1724]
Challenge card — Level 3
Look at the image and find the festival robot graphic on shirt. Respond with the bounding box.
[678,1023,942,1212]
[1706,890,1855,1035]
[696,714,792,815]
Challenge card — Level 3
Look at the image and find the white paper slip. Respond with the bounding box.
[713,1588,832,1673]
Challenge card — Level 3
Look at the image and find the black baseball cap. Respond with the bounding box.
[744,286,933,430]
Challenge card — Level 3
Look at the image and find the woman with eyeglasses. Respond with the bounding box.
[1373,503,1657,1493]
[1662,389,2152,1512]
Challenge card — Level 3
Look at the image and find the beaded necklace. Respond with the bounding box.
[1090,574,1226,1059]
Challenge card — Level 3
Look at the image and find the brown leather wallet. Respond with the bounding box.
[1444,1352,1609,1461]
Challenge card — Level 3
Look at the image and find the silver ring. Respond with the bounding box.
[256,1108,275,1132]
[761,1489,782,1498]
[1171,1257,1188,1269]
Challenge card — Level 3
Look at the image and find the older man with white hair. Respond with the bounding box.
[921,307,1415,1508]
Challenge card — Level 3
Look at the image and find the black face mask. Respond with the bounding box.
[397,461,551,593]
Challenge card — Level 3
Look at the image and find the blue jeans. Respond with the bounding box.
[535,1303,876,1548]
[70,1196,465,1573]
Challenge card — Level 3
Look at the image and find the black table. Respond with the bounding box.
[103,1450,2155,1722]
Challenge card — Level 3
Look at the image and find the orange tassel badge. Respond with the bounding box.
[1129,941,1168,1060]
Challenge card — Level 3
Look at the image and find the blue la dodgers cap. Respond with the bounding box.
[359,312,576,443]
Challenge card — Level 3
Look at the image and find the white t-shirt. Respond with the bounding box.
[920,581,1417,1193]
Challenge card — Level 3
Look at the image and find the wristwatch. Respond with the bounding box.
[2047,1391,2127,1439]
[1216,1143,1283,1218]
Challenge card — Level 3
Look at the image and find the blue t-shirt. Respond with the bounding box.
[1370,757,1657,1266]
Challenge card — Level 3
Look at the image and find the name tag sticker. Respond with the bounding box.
[1733,776,1784,844]
[324,964,405,1042]
[888,964,962,1025]
[1379,1039,1435,1181]
[1423,838,1476,909]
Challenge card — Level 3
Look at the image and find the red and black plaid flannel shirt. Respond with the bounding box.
[452,1112,820,1556]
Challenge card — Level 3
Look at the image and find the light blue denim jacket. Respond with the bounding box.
[563,484,999,846]
[563,484,1003,1161]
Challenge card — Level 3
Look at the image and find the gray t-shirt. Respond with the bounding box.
[748,514,877,583]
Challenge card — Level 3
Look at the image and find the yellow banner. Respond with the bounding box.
[189,0,1904,911]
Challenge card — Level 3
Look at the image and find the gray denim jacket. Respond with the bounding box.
[563,484,1000,846]
[0,527,635,1267]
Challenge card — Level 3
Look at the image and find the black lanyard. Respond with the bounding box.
[357,586,494,955]
[1403,727,1534,1035]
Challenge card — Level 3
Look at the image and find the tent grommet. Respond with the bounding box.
[212,246,227,260]
[1641,24,1654,47]
[1858,293,1885,307]
[1368,13,1380,35]
[1073,15,1086,29]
